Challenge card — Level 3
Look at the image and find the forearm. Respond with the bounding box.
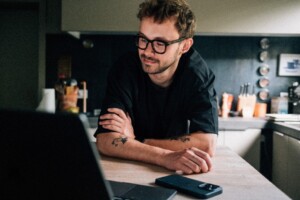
[96,132,171,166]
[96,108,215,174]
[144,133,217,156]
[96,132,214,174]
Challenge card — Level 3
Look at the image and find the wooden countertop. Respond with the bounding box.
[100,146,290,200]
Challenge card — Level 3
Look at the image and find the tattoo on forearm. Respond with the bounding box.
[169,136,190,143]
[112,136,128,147]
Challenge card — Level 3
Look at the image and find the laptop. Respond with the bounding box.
[0,109,176,200]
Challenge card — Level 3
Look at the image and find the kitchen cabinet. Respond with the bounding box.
[218,129,261,171]
[62,0,140,33]
[62,0,300,35]
[272,132,289,194]
[273,131,300,200]
[287,136,300,200]
[0,1,46,110]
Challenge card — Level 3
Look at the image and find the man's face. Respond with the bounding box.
[138,17,183,75]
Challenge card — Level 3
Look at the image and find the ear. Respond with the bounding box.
[181,38,193,54]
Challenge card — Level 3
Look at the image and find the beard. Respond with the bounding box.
[140,54,177,75]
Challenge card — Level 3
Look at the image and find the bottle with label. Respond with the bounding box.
[54,55,79,113]
[271,97,288,114]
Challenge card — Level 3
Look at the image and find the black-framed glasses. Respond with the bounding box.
[135,35,186,54]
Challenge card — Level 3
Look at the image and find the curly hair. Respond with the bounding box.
[137,0,196,38]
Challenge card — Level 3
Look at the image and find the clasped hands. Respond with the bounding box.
[99,108,135,139]
[99,108,212,174]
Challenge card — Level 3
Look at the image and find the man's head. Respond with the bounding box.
[137,0,196,39]
[136,0,195,84]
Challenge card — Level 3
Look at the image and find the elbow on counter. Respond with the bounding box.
[204,134,217,157]
[206,144,216,157]
[95,133,114,156]
[192,133,217,157]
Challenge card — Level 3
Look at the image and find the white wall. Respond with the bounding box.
[62,0,300,36]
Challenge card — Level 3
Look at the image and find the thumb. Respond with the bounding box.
[126,112,132,122]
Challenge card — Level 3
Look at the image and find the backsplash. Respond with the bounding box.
[46,34,300,114]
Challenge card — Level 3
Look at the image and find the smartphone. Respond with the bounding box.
[155,174,222,199]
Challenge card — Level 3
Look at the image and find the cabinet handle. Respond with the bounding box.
[274,132,284,137]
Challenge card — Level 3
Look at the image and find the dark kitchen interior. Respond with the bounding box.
[46,34,300,114]
[1,1,300,199]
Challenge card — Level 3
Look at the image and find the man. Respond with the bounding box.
[95,0,218,175]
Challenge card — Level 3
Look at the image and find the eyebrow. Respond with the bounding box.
[138,32,168,42]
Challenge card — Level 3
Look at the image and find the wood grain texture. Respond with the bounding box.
[100,146,290,200]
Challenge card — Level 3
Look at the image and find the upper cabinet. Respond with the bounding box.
[190,0,300,35]
[62,0,300,36]
[62,0,140,33]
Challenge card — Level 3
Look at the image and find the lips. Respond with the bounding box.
[143,58,156,65]
[141,55,158,65]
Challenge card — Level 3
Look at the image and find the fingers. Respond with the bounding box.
[99,121,122,132]
[126,112,132,123]
[100,112,123,124]
[182,157,201,174]
[190,147,212,171]
[164,148,212,175]
[107,108,127,119]
[99,115,122,131]
[180,149,208,174]
[98,108,134,139]
[180,161,195,174]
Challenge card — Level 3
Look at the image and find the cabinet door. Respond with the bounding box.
[287,136,300,200]
[272,131,289,194]
[224,129,261,170]
[62,0,140,32]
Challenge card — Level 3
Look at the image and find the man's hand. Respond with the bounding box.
[98,108,213,175]
[99,108,135,139]
[161,147,212,174]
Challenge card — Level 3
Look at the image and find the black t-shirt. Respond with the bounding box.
[95,48,218,141]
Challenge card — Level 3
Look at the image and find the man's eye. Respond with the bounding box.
[140,38,148,43]
[155,41,165,46]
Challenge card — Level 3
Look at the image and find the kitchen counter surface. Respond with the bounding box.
[218,117,271,130]
[219,117,300,140]
[88,116,299,139]
[101,146,290,200]
[272,122,300,140]
[88,116,271,129]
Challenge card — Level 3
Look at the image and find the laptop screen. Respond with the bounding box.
[0,109,113,200]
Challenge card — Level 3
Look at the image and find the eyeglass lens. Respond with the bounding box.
[136,36,166,54]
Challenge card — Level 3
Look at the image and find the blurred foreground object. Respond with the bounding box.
[36,89,56,113]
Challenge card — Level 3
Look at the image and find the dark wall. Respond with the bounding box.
[0,3,39,110]
[46,34,136,114]
[46,34,300,114]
